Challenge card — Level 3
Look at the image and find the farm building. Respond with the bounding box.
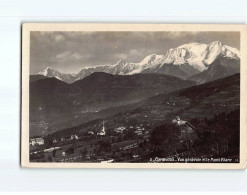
[30,137,44,146]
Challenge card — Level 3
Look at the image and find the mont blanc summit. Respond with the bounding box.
[37,41,240,83]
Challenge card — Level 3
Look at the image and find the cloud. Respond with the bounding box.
[52,34,65,42]
[115,49,147,62]
[54,51,71,60]
[71,52,83,60]
[160,31,200,40]
[53,51,92,62]
[129,49,142,56]
[115,53,128,60]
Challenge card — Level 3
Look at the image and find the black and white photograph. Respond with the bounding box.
[2,0,247,192]
[21,24,247,168]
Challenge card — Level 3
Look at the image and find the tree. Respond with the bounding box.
[97,140,111,152]
[52,149,56,158]
[150,123,180,146]
[81,148,87,157]
[45,137,54,148]
[117,135,122,143]
[47,156,53,162]
[73,138,77,152]
[66,147,74,155]
[149,123,181,158]
[192,108,240,158]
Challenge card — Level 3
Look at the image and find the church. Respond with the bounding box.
[97,120,106,136]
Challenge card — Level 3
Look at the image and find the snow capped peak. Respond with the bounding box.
[36,41,240,83]
[203,41,223,65]
[178,42,207,49]
[115,59,127,66]
[222,45,240,59]
[44,66,52,70]
[43,67,56,72]
[161,41,240,71]
[204,41,240,65]
[209,41,222,46]
[161,42,209,71]
[38,67,57,76]
[140,54,163,65]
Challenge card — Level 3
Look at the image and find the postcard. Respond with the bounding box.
[21,23,247,168]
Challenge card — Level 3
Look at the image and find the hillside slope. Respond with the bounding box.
[47,74,240,138]
[29,73,195,136]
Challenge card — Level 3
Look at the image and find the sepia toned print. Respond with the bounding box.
[21,24,247,168]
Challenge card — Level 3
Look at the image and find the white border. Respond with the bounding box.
[22,23,247,169]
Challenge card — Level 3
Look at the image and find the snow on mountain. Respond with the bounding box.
[139,54,164,65]
[222,45,240,59]
[39,67,57,77]
[76,65,112,81]
[127,55,163,75]
[37,41,240,83]
[38,67,78,83]
[162,43,208,69]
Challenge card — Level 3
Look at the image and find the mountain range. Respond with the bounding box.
[37,41,240,84]
[30,72,195,115]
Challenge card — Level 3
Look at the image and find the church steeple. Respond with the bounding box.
[102,120,105,132]
[97,120,106,136]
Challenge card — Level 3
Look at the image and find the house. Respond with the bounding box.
[53,138,57,143]
[88,130,95,135]
[71,134,79,140]
[134,126,143,135]
[60,137,65,142]
[144,130,149,135]
[62,151,66,156]
[172,116,197,141]
[30,137,44,146]
[97,120,106,136]
[172,116,195,131]
[134,129,143,135]
[44,146,60,152]
[114,126,126,134]
[172,116,185,126]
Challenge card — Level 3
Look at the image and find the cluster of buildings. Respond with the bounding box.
[53,134,79,144]
[113,124,148,136]
[30,137,44,146]
[86,119,152,138]
[30,134,80,146]
[133,125,146,136]
[86,120,151,138]
[87,120,106,136]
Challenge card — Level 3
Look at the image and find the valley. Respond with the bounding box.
[29,74,240,163]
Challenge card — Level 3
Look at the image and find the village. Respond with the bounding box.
[30,121,149,162]
[29,116,198,163]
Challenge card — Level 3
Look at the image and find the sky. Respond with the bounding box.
[30,31,240,74]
